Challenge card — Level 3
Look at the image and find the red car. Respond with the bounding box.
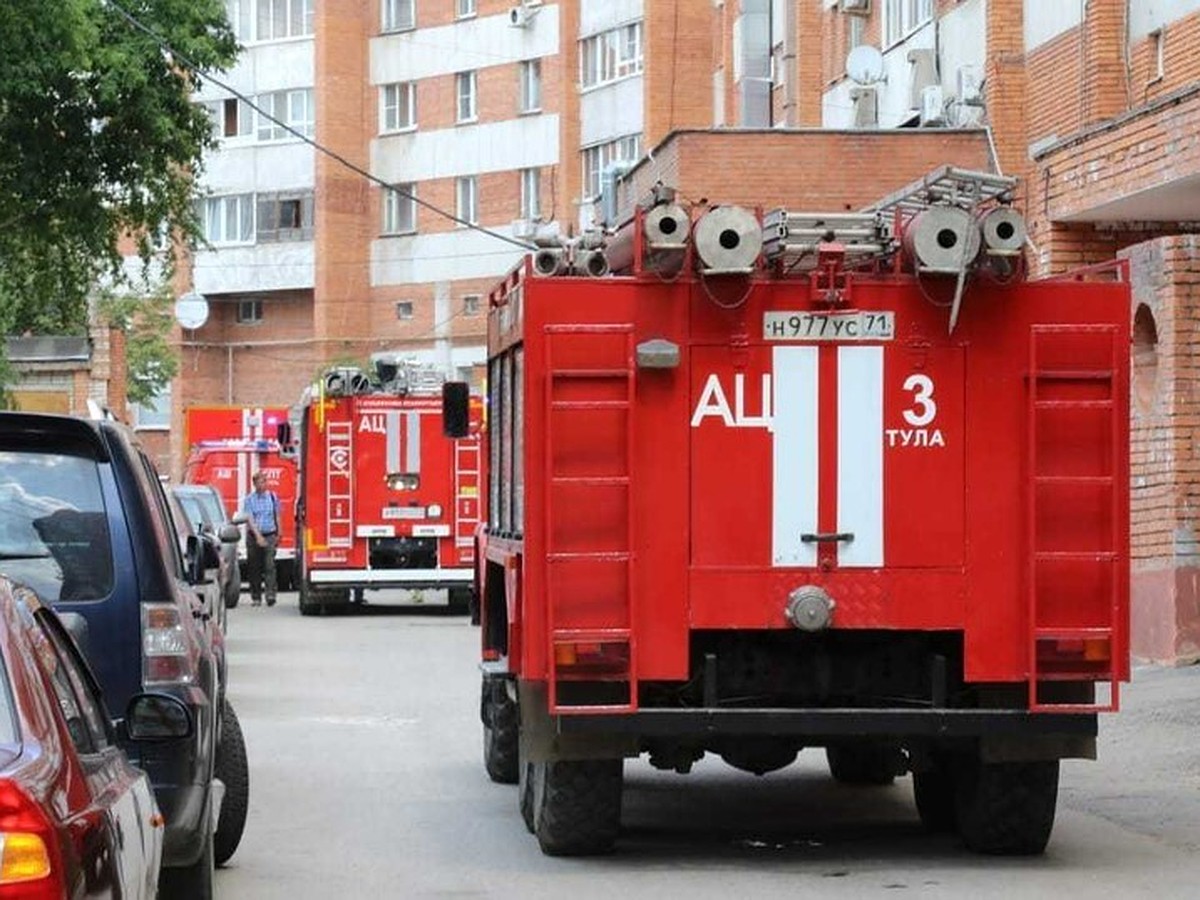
[0,576,189,899]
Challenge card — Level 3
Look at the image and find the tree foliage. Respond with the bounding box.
[0,0,237,369]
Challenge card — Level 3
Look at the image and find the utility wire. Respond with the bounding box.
[104,0,538,252]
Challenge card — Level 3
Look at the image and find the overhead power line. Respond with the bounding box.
[104,0,537,252]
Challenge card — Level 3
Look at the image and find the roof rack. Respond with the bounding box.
[865,165,1017,221]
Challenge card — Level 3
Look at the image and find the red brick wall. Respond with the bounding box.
[643,0,713,147]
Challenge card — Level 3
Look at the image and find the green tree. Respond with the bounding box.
[0,0,237,378]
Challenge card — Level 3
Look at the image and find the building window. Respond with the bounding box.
[884,0,933,47]
[381,82,416,132]
[456,71,478,122]
[456,0,476,18]
[1150,29,1165,81]
[256,0,314,41]
[519,59,542,112]
[257,191,314,242]
[225,0,253,42]
[463,294,481,317]
[383,184,417,234]
[207,97,254,139]
[519,167,540,219]
[456,176,478,225]
[132,384,171,430]
[395,300,414,320]
[581,134,641,201]
[201,194,255,245]
[256,88,315,141]
[383,0,415,33]
[579,21,644,90]
[237,299,264,324]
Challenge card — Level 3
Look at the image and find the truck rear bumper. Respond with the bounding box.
[308,568,472,587]
[555,708,1097,739]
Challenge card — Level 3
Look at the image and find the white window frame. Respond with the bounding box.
[383,184,417,235]
[202,194,255,245]
[207,98,254,140]
[224,0,253,43]
[381,82,416,133]
[236,299,264,325]
[256,88,315,142]
[255,0,314,42]
[132,383,172,431]
[519,59,542,113]
[382,0,415,33]
[456,71,478,123]
[580,135,641,201]
[579,21,644,90]
[456,0,476,18]
[520,167,540,219]
[456,176,478,226]
[884,0,933,48]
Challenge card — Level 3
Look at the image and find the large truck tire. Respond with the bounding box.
[482,678,518,784]
[956,759,1058,855]
[298,580,318,616]
[518,761,535,833]
[825,743,897,785]
[912,758,957,833]
[213,699,249,866]
[532,758,623,857]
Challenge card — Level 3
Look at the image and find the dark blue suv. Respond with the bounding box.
[0,411,249,899]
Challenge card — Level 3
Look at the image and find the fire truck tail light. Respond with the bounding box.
[554,641,630,675]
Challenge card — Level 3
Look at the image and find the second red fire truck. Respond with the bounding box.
[288,359,484,616]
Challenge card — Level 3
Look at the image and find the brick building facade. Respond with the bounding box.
[151,1,1200,661]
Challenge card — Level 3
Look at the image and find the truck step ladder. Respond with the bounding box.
[454,438,482,562]
[1027,325,1122,712]
[325,420,354,549]
[544,324,637,715]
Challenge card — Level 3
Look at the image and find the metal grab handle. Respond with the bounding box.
[800,532,855,543]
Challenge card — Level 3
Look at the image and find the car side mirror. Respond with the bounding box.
[186,534,221,583]
[230,511,248,526]
[443,382,470,438]
[125,693,193,741]
[218,524,241,544]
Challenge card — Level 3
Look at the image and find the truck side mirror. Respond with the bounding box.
[443,382,470,438]
[276,422,292,446]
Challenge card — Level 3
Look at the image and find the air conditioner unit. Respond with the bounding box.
[907,48,938,109]
[509,4,537,27]
[850,86,878,128]
[957,64,984,107]
[839,0,871,14]
[920,84,946,126]
[511,218,535,240]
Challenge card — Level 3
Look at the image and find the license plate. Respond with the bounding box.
[382,507,426,520]
[764,311,895,342]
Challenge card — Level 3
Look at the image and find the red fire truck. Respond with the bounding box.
[183,406,299,590]
[456,168,1131,857]
[290,361,484,616]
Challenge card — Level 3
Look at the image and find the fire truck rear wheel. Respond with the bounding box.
[955,759,1058,855]
[825,743,897,785]
[532,758,623,857]
[519,761,535,833]
[482,680,519,784]
[912,757,958,833]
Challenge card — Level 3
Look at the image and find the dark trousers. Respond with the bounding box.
[246,533,278,603]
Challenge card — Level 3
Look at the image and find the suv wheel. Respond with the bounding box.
[214,699,250,866]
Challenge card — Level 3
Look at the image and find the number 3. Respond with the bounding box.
[902,374,937,427]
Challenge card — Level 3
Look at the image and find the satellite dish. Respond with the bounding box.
[846,44,885,86]
[175,292,209,330]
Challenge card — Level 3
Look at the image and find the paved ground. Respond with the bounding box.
[216,593,1200,899]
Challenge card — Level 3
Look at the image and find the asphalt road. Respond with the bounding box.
[216,594,1200,899]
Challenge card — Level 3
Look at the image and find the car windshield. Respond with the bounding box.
[0,451,114,602]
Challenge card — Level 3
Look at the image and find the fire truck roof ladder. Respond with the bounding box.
[761,210,892,271]
[1027,325,1122,713]
[544,324,638,715]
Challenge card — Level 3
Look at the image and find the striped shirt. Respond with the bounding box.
[243,490,279,535]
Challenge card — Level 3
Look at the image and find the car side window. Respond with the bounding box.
[29,620,97,755]
[38,616,112,753]
[137,452,186,579]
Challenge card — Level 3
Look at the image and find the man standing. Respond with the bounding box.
[242,471,280,607]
